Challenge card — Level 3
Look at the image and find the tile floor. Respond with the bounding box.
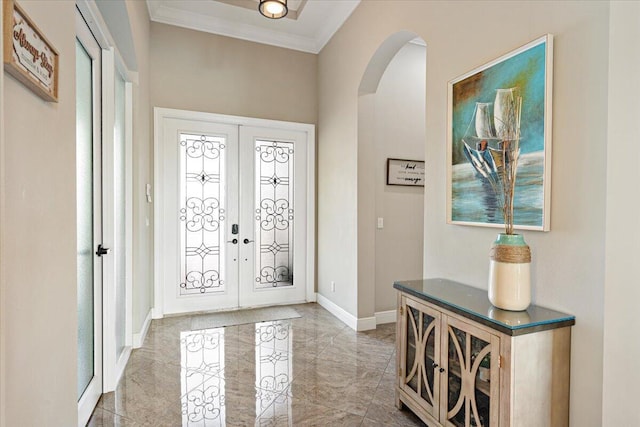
[88,303,424,426]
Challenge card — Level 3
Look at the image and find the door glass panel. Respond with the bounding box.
[179,133,227,295]
[114,72,126,357]
[254,140,294,289]
[447,325,492,427]
[471,336,491,427]
[405,306,418,393]
[76,39,94,399]
[420,312,436,405]
[447,325,465,426]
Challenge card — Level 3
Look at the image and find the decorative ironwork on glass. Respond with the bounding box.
[179,133,227,295]
[180,328,225,426]
[255,320,293,422]
[254,140,294,289]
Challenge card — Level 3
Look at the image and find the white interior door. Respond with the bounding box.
[160,119,239,314]
[238,126,308,307]
[76,9,103,427]
[157,112,313,315]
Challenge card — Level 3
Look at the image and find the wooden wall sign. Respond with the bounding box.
[3,0,59,102]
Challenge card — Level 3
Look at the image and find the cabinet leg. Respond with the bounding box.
[395,394,404,410]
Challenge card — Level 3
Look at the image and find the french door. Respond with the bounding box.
[156,111,313,315]
[76,9,103,427]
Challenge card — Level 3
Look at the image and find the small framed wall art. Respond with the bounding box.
[3,0,59,102]
[387,158,425,187]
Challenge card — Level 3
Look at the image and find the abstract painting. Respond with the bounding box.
[447,35,553,231]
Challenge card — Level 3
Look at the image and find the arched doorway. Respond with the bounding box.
[357,32,427,328]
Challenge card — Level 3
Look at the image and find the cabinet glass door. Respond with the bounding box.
[441,316,499,427]
[401,297,440,418]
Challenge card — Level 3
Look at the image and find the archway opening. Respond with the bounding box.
[357,32,427,327]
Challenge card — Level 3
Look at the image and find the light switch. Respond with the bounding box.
[377,217,384,229]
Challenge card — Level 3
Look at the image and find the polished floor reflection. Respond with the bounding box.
[89,303,424,426]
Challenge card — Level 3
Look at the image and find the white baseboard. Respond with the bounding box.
[151,307,164,320]
[316,293,377,331]
[375,309,397,325]
[317,293,358,330]
[357,316,376,331]
[133,309,152,349]
[115,346,131,386]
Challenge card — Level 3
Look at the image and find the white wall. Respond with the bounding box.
[602,1,640,425]
[317,1,610,425]
[373,43,425,313]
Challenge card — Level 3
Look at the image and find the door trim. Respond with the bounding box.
[101,47,134,392]
[76,8,103,427]
[153,107,316,319]
[77,0,135,395]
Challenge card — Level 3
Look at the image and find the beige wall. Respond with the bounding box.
[373,43,425,313]
[1,1,78,425]
[0,2,5,425]
[150,23,317,125]
[126,0,153,335]
[602,1,640,425]
[0,1,151,424]
[318,1,609,425]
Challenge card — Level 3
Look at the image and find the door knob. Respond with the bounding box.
[243,238,254,244]
[96,244,110,257]
[228,239,238,244]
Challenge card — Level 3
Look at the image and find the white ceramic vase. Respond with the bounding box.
[488,233,531,311]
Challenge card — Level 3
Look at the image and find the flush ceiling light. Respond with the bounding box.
[259,0,288,19]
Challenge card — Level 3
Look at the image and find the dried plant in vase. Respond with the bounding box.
[493,87,522,235]
[459,86,532,310]
[486,87,532,311]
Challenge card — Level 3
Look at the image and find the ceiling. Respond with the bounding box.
[146,0,361,54]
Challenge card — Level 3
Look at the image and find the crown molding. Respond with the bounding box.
[313,1,360,53]
[147,1,360,54]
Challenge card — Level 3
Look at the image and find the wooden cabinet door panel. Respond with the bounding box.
[440,315,500,427]
[399,296,442,419]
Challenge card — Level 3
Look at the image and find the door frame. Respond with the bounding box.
[75,8,103,427]
[153,107,316,319]
[100,47,134,391]
[76,0,135,394]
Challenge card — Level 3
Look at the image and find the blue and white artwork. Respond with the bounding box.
[448,35,553,231]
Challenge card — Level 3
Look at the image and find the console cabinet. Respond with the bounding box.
[394,279,575,427]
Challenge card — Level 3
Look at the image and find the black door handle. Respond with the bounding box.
[243,238,254,244]
[96,244,110,257]
[228,239,238,244]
